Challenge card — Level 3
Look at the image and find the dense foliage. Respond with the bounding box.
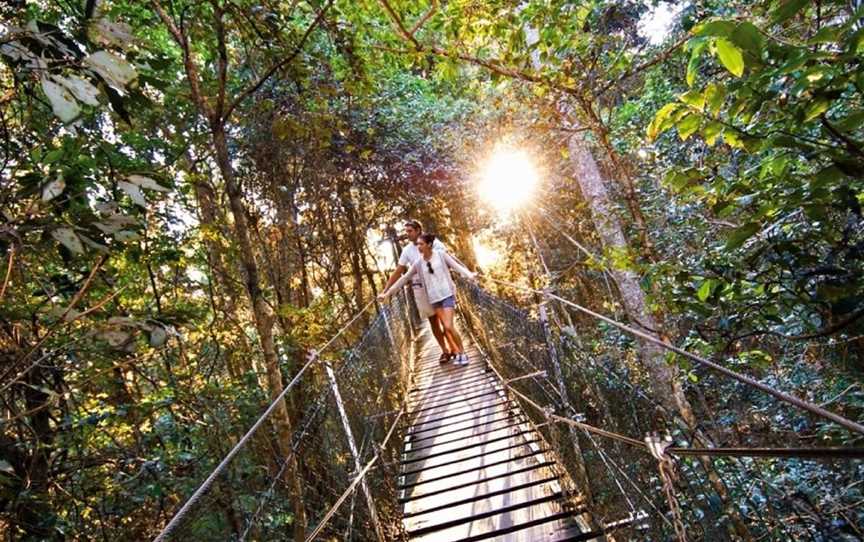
[1,0,861,540]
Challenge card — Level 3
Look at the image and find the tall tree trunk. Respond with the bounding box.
[337,181,366,311]
[568,134,752,541]
[210,125,308,541]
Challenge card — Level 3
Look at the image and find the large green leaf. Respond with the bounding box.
[693,20,736,37]
[725,222,760,250]
[730,22,763,57]
[686,38,708,87]
[715,38,745,77]
[647,103,681,140]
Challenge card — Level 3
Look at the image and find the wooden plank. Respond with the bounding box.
[404,428,535,463]
[411,384,503,412]
[405,412,525,447]
[401,327,595,542]
[406,494,577,541]
[405,419,528,454]
[413,366,488,386]
[411,373,496,396]
[402,458,556,499]
[410,378,500,407]
[408,401,514,433]
[411,389,507,419]
[400,449,549,489]
[404,472,562,515]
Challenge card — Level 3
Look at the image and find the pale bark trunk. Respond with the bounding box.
[211,126,308,541]
[568,135,752,541]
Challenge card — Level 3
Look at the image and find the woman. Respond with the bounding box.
[378,234,476,365]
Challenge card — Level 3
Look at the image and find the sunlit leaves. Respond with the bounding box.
[715,38,744,77]
[84,51,138,91]
[51,227,85,254]
[41,77,81,122]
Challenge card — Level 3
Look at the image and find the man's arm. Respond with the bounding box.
[383,264,408,292]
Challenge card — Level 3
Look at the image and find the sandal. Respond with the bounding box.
[439,352,450,364]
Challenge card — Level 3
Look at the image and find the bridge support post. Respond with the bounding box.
[325,362,387,542]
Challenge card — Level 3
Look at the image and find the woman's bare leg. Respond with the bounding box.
[436,307,464,353]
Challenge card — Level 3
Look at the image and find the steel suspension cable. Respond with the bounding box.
[481,277,864,437]
[498,366,864,461]
[153,299,378,542]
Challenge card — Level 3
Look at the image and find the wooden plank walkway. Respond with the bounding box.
[398,326,600,542]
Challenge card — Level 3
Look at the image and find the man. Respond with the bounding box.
[383,219,455,363]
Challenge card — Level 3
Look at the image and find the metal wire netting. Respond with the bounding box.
[156,289,416,542]
[454,278,733,541]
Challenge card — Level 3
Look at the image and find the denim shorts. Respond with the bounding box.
[431,295,456,309]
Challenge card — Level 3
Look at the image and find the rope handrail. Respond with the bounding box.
[499,369,864,459]
[477,277,864,438]
[153,299,378,542]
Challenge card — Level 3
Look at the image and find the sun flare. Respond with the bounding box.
[477,147,539,215]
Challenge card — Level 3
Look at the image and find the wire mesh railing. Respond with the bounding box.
[456,276,864,541]
[154,288,417,542]
[455,277,733,541]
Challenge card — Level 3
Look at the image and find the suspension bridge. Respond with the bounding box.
[152,277,864,542]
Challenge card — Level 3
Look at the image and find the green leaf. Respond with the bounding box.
[723,130,746,149]
[725,222,760,250]
[663,169,701,192]
[647,103,681,140]
[693,20,736,37]
[808,25,840,45]
[771,0,809,25]
[704,83,726,114]
[834,109,864,132]
[715,38,745,77]
[703,121,724,146]
[677,113,702,140]
[803,98,831,122]
[811,166,845,189]
[697,279,717,302]
[730,22,763,57]
[686,38,708,87]
[679,89,705,110]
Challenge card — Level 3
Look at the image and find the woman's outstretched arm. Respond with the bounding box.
[443,252,476,280]
[379,261,419,299]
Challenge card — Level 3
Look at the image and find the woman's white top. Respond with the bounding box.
[397,238,446,287]
[389,251,474,304]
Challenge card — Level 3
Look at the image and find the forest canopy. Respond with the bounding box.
[1,0,862,540]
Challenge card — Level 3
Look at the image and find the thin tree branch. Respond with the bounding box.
[596,34,689,96]
[210,0,229,118]
[0,255,109,392]
[151,0,214,120]
[408,0,438,37]
[223,0,334,121]
[378,0,418,47]
[0,244,14,305]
